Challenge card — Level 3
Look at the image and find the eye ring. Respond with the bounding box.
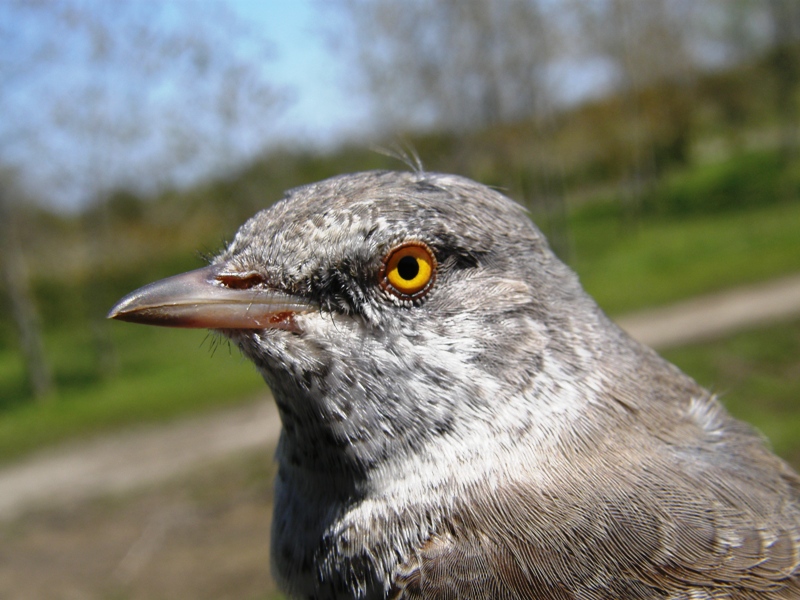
[379,241,437,301]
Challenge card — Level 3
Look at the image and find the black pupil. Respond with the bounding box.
[397,255,420,281]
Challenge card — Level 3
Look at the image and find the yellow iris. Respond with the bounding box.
[384,243,435,297]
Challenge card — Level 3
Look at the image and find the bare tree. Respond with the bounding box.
[0,171,54,401]
[766,0,800,157]
[1,0,284,208]
[567,0,704,222]
[335,0,561,132]
[697,0,800,155]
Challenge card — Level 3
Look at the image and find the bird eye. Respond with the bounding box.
[380,242,436,300]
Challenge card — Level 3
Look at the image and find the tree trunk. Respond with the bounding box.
[0,183,54,401]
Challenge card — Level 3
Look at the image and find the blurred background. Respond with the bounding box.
[1,1,800,598]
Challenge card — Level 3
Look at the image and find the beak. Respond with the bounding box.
[107,264,314,330]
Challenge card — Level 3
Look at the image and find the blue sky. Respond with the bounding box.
[0,0,372,210]
[231,1,371,146]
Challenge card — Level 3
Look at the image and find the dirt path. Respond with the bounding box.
[616,273,800,349]
[0,400,280,521]
[2,273,799,522]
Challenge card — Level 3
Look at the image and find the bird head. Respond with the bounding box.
[109,171,616,480]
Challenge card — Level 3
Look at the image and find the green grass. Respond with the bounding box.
[567,149,800,315]
[663,319,800,469]
[644,150,798,216]
[570,199,800,314]
[0,322,263,463]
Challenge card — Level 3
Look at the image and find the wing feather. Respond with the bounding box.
[390,436,800,599]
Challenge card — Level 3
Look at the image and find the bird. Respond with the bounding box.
[109,170,800,600]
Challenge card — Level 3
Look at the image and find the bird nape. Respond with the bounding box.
[109,170,800,600]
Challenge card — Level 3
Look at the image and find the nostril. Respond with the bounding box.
[215,272,267,290]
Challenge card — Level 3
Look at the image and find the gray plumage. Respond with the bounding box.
[110,170,800,600]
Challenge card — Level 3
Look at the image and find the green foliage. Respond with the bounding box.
[642,150,799,217]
